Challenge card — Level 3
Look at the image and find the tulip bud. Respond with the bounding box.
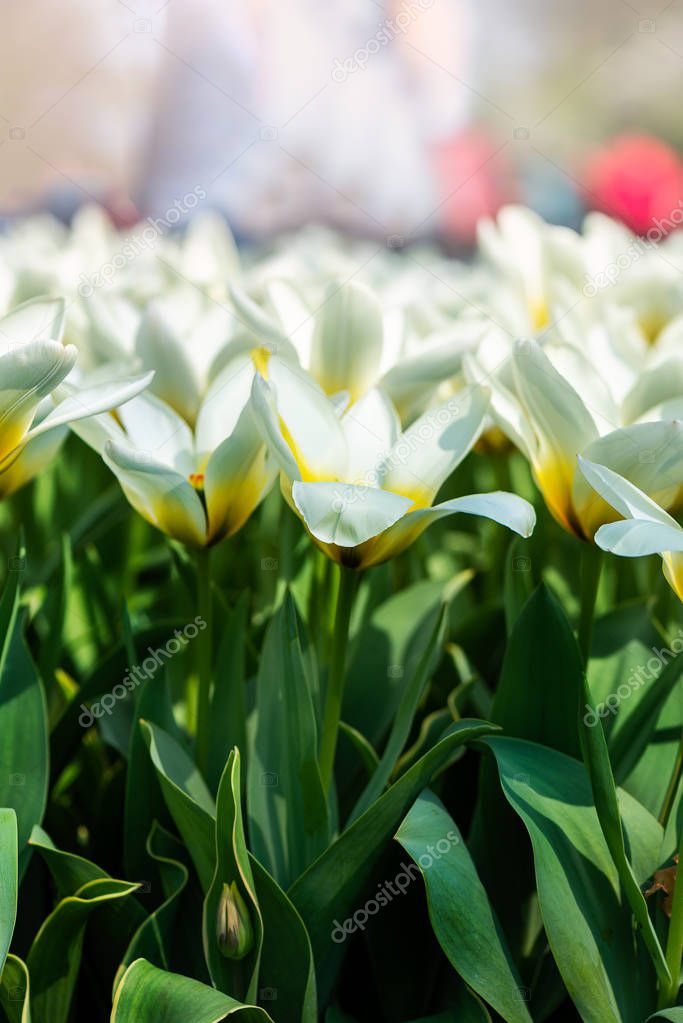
[216,881,254,959]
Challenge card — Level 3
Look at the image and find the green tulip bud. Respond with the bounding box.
[216,881,254,959]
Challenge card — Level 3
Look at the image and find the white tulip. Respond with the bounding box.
[251,358,534,569]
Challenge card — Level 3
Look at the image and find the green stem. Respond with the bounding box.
[319,564,357,793]
[659,823,683,1008]
[660,729,683,831]
[578,544,603,665]
[195,546,213,777]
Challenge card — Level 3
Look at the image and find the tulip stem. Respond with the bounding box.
[658,822,683,1008]
[319,564,357,794]
[195,546,213,778]
[578,544,603,666]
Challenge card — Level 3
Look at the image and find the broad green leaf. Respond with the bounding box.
[471,584,582,946]
[29,825,108,894]
[247,594,328,886]
[349,606,447,823]
[124,670,180,881]
[208,594,249,793]
[29,825,146,1004]
[203,751,263,1003]
[0,562,48,875]
[648,1012,683,1021]
[483,736,663,1023]
[609,650,683,786]
[27,877,140,1023]
[250,856,317,1023]
[116,822,189,983]
[344,580,445,746]
[492,585,582,758]
[111,959,274,1022]
[0,954,30,1023]
[579,670,670,989]
[0,809,17,975]
[290,719,497,1003]
[36,534,72,704]
[503,536,534,634]
[395,792,531,1023]
[141,721,215,891]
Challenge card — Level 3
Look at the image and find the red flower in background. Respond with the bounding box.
[584,134,683,236]
[433,131,518,245]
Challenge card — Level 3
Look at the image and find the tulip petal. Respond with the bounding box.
[577,456,678,527]
[292,479,412,547]
[342,389,400,484]
[117,391,195,476]
[195,353,255,455]
[381,327,477,423]
[251,374,301,480]
[0,296,65,353]
[512,339,599,531]
[204,405,276,543]
[135,304,202,423]
[360,490,536,567]
[573,420,683,536]
[267,357,348,481]
[28,372,155,445]
[378,384,490,506]
[103,439,207,547]
[309,281,383,402]
[594,518,683,557]
[0,340,77,464]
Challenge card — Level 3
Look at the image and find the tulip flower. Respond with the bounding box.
[251,357,535,570]
[82,286,237,425]
[0,296,153,499]
[231,279,482,424]
[477,204,580,334]
[251,355,534,791]
[472,338,683,540]
[578,455,683,602]
[69,350,274,549]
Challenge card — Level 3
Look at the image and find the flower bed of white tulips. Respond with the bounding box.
[1,202,683,1022]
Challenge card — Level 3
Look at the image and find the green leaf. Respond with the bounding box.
[349,606,447,823]
[124,670,180,882]
[28,825,108,896]
[503,536,534,634]
[208,594,249,793]
[247,594,328,887]
[203,750,263,1003]
[111,959,274,1022]
[36,534,72,695]
[27,877,140,1023]
[290,719,497,1003]
[141,721,215,891]
[648,1012,683,1021]
[471,584,583,947]
[116,822,189,983]
[344,580,445,747]
[492,584,582,758]
[0,954,31,1023]
[250,856,317,1023]
[0,562,48,875]
[608,649,683,786]
[482,736,663,1023]
[579,670,670,988]
[0,809,17,976]
[395,792,531,1023]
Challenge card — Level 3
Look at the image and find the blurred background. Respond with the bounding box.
[1,0,682,245]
